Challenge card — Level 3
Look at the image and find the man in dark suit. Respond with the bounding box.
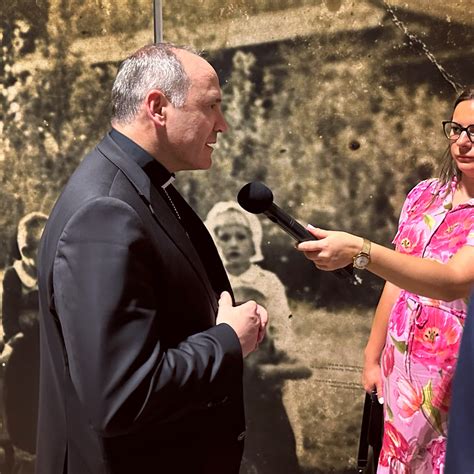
[36,43,268,474]
[445,294,474,474]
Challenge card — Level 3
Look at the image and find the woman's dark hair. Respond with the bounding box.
[437,87,474,189]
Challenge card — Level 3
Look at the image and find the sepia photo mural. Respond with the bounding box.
[1,0,473,472]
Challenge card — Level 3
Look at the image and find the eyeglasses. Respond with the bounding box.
[442,121,474,143]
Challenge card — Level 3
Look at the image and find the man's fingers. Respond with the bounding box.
[218,291,233,307]
[255,305,268,344]
[256,305,268,327]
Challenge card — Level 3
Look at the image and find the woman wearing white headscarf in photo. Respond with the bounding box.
[2,212,47,347]
[205,201,310,474]
[1,211,48,467]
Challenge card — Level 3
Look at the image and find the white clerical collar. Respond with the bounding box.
[161,175,175,189]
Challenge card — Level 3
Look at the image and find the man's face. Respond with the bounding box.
[164,53,228,171]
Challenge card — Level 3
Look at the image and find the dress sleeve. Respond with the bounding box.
[392,179,437,250]
[465,221,474,247]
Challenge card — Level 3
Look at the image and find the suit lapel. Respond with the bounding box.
[96,134,219,314]
[167,185,233,299]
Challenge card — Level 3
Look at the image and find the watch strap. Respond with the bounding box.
[361,238,371,256]
[353,238,371,270]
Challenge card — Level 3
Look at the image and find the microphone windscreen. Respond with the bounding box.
[237,182,274,214]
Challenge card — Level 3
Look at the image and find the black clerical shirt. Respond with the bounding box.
[110,128,175,192]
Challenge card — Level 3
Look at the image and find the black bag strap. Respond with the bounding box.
[356,393,372,472]
[368,395,384,463]
[356,392,384,472]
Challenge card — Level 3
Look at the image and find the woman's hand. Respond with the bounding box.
[296,226,363,271]
[362,359,384,404]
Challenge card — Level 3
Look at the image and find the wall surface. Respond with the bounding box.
[1,1,473,472]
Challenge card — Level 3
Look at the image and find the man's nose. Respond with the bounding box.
[215,110,228,134]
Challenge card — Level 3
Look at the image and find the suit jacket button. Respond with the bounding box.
[237,431,246,441]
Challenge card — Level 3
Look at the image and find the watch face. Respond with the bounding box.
[354,254,370,269]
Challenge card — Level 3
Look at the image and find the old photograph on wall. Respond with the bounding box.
[1,1,473,472]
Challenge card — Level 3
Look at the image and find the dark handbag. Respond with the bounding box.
[356,392,384,473]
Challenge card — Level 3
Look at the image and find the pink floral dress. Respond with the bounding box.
[378,178,474,474]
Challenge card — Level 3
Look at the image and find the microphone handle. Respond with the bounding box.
[263,208,355,282]
[263,209,312,242]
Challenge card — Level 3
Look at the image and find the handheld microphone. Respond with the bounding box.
[237,182,355,282]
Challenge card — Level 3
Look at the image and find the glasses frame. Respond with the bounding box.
[442,120,474,143]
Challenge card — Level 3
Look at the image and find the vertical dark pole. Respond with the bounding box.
[153,0,163,42]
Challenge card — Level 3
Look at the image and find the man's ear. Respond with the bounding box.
[146,89,168,126]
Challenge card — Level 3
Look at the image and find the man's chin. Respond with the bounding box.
[178,158,212,172]
[201,159,212,170]
[195,157,213,171]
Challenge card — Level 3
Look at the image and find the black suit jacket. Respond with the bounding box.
[36,133,245,474]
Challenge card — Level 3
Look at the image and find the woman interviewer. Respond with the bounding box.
[296,88,474,473]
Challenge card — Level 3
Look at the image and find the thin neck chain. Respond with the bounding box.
[162,187,182,221]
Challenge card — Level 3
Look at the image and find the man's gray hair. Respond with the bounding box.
[111,43,196,124]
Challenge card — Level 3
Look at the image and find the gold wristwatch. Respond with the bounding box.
[353,238,371,270]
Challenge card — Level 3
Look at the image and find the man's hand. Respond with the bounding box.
[216,291,268,358]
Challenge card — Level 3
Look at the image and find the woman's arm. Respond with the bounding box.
[297,227,474,301]
[363,282,400,401]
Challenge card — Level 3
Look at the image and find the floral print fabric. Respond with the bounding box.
[378,179,474,474]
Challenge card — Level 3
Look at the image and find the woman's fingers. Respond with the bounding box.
[375,380,384,404]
